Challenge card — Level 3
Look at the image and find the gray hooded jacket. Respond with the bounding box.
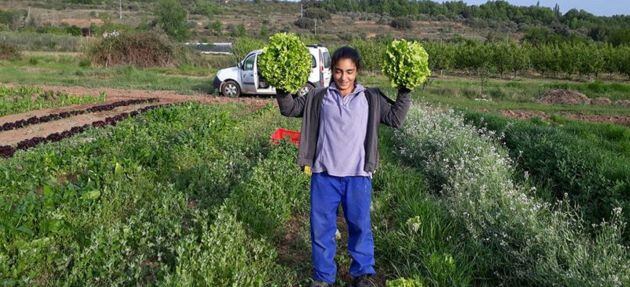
[275,86,411,173]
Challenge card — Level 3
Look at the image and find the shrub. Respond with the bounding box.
[294,17,315,30]
[88,32,177,67]
[463,112,630,240]
[228,23,246,37]
[0,42,20,60]
[390,17,413,30]
[208,20,222,35]
[0,9,24,30]
[231,36,266,64]
[155,0,190,41]
[394,105,628,286]
[304,7,331,22]
[78,58,91,67]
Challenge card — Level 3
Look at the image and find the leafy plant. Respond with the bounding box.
[155,0,190,41]
[382,39,431,90]
[387,278,425,287]
[258,33,311,93]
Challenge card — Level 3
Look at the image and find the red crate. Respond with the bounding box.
[271,128,300,146]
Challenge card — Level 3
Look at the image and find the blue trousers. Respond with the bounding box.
[310,172,376,284]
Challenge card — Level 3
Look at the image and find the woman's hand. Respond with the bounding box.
[398,86,412,94]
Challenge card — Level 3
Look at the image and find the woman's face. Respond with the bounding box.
[333,58,357,92]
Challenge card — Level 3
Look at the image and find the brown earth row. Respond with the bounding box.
[0,103,157,146]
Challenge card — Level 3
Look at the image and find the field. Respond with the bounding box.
[1,0,629,286]
[1,51,629,287]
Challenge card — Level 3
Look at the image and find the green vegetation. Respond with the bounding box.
[351,39,630,80]
[0,99,627,285]
[0,2,628,285]
[463,111,630,240]
[382,39,431,90]
[318,0,630,45]
[155,0,190,41]
[0,85,105,116]
[259,33,312,93]
[0,31,86,52]
[394,105,628,286]
[0,103,299,284]
[0,43,20,60]
[372,76,630,117]
[88,32,178,68]
[0,53,215,93]
[231,37,266,64]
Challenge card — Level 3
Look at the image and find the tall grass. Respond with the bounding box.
[0,31,88,52]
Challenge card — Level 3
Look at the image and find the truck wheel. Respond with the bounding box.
[298,83,315,97]
[221,80,241,97]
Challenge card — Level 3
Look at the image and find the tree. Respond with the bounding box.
[491,41,513,77]
[350,39,387,72]
[156,0,190,41]
[510,43,530,77]
[425,41,455,75]
[553,3,561,19]
[617,46,630,79]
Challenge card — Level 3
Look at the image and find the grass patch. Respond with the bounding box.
[0,55,215,94]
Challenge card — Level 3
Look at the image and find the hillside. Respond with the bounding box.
[0,0,500,43]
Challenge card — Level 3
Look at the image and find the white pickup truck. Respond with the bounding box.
[213,45,332,97]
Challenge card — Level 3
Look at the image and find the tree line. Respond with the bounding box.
[315,0,630,46]
[348,39,630,79]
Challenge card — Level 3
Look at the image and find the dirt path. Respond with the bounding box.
[501,109,630,126]
[0,84,274,146]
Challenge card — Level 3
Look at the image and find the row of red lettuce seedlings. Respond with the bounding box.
[0,104,170,158]
[0,98,159,132]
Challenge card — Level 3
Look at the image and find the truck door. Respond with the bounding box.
[241,53,257,94]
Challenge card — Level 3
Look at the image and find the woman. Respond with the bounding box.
[275,46,412,287]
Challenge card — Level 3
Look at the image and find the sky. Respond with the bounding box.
[433,1,630,16]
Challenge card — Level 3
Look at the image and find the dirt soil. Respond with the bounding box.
[0,85,273,146]
[536,89,591,105]
[501,109,630,126]
[0,102,157,146]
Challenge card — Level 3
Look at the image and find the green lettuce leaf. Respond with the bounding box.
[382,39,431,90]
[258,33,312,93]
